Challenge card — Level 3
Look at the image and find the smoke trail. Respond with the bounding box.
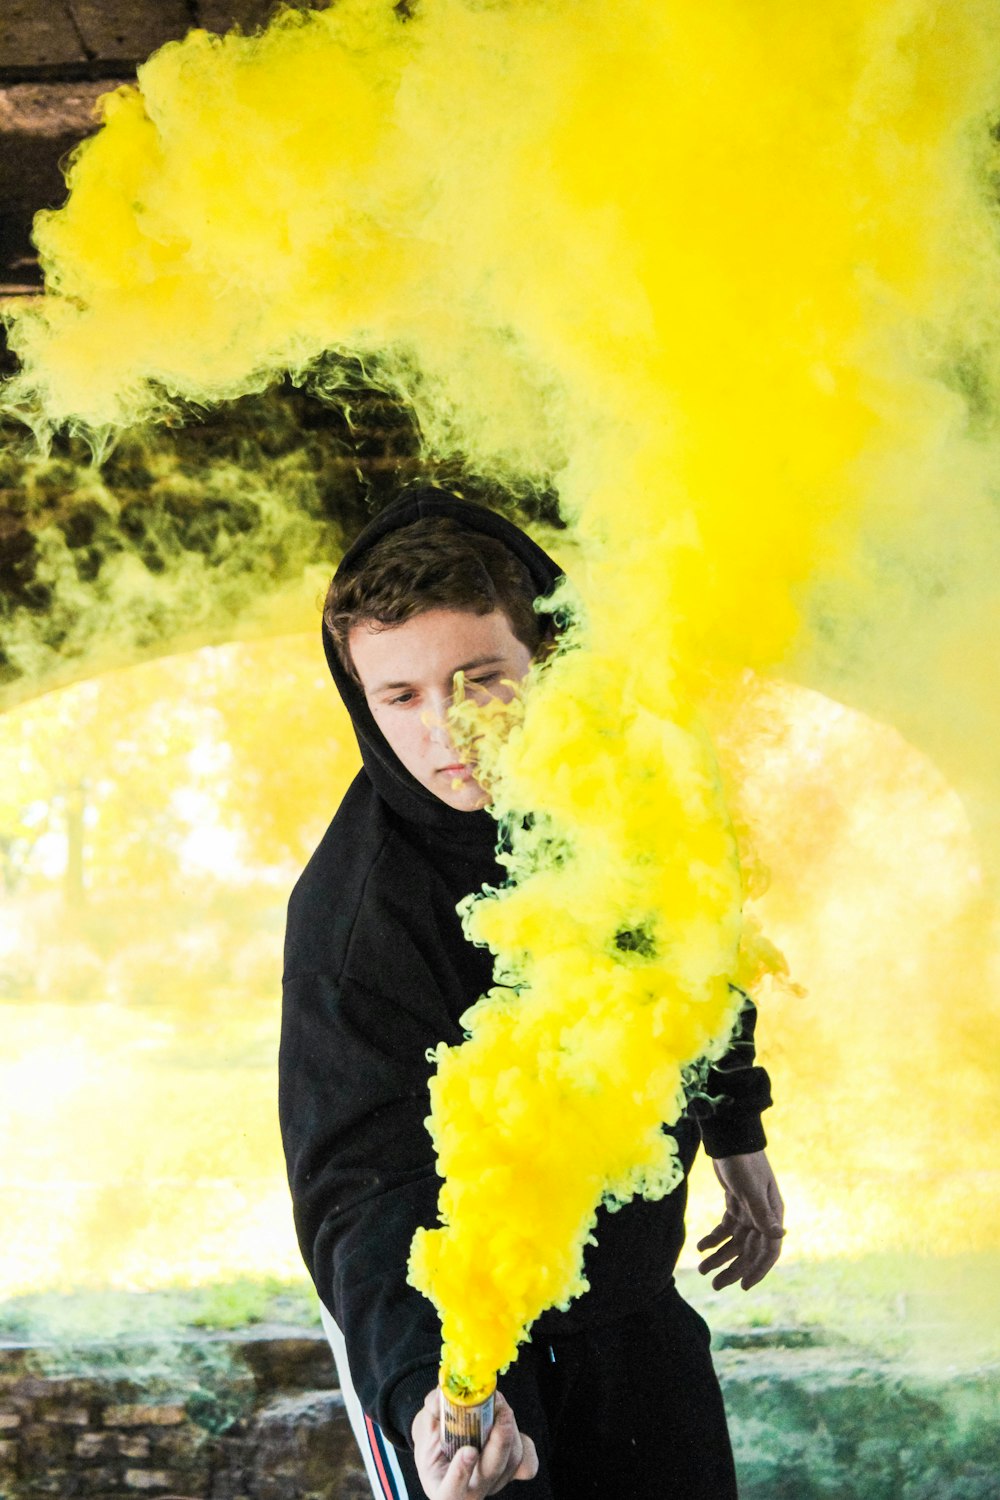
[5,0,1000,1390]
[405,649,756,1395]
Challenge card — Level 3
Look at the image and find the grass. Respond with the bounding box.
[0,1275,320,1347]
[1,1254,998,1371]
[679,1251,1000,1370]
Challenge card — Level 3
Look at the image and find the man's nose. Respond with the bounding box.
[425,693,455,746]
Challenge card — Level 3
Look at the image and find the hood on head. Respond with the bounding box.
[323,485,564,839]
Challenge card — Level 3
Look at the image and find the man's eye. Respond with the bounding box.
[469,673,499,688]
[388,691,416,706]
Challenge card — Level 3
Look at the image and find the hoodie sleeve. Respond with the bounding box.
[278,967,450,1450]
[692,990,773,1159]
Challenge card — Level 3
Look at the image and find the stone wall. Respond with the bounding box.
[1,1322,997,1499]
[0,1325,370,1500]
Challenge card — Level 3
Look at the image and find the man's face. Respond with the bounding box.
[350,607,533,812]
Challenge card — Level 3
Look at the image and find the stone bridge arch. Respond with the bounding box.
[1,382,996,896]
[0,382,430,713]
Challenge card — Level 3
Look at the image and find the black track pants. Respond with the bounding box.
[392,1283,738,1500]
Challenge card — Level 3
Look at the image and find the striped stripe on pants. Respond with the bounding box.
[319,1300,412,1500]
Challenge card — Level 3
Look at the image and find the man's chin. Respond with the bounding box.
[433,774,491,812]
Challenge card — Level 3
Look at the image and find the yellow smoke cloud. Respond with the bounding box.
[4,0,1000,1393]
[1,652,992,1302]
[409,652,753,1395]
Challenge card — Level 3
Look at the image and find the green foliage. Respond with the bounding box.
[1,1264,997,1494]
[186,1276,317,1330]
[680,1253,1000,1368]
[732,1389,1000,1500]
[0,1275,318,1345]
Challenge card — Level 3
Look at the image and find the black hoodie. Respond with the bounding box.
[279,488,771,1451]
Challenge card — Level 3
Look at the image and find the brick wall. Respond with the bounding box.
[2,1323,997,1498]
[0,1326,370,1500]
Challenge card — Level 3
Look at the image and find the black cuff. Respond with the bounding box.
[386,1364,439,1451]
[699,1112,768,1160]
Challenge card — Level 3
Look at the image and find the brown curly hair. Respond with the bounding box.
[325,515,548,683]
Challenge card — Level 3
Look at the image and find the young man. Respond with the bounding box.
[279,486,784,1500]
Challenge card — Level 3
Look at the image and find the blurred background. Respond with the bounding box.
[2,0,999,1343]
[1,6,998,1497]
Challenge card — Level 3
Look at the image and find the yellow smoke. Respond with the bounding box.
[1,652,993,1299]
[410,652,753,1395]
[0,637,360,1295]
[4,0,1000,1392]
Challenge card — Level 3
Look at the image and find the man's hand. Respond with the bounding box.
[411,1388,539,1498]
[697,1149,786,1291]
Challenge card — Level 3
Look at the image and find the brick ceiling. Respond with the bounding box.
[0,3,333,306]
[1,2,278,79]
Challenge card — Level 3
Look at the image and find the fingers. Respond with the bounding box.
[413,1431,482,1500]
[471,1392,539,1493]
[701,1152,788,1294]
[474,1393,521,1491]
[710,1264,745,1291]
[412,1390,480,1499]
[698,1223,747,1276]
[434,1446,479,1500]
[698,1223,786,1290]
[695,1221,730,1253]
[514,1432,539,1481]
[411,1392,451,1496]
[739,1222,785,1289]
[747,1192,785,1238]
[700,1236,746,1290]
[696,1208,739,1253]
[704,1233,756,1290]
[416,1389,538,1498]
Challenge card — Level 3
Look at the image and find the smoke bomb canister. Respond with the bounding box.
[439,1380,496,1460]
